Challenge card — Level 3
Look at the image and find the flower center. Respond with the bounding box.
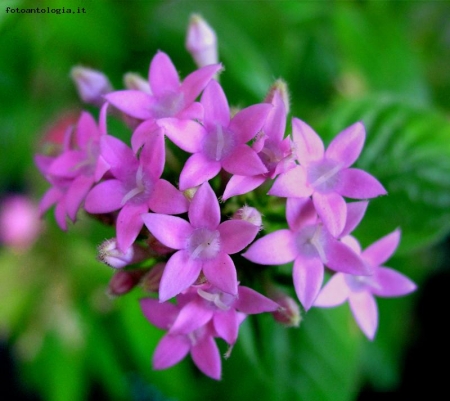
[307,159,342,193]
[296,224,327,262]
[197,288,235,311]
[203,125,235,161]
[187,228,221,260]
[121,165,154,206]
[151,91,185,118]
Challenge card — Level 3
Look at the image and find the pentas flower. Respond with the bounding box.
[243,197,370,310]
[157,80,272,190]
[140,298,222,380]
[314,229,416,339]
[269,119,386,237]
[35,106,109,229]
[168,283,279,345]
[84,121,188,251]
[105,51,222,125]
[223,89,295,200]
[142,182,260,301]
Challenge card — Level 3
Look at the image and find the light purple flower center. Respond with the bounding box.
[187,228,221,259]
[121,165,154,206]
[307,159,342,193]
[203,125,235,161]
[197,287,235,310]
[259,141,283,173]
[295,224,327,262]
[151,91,185,118]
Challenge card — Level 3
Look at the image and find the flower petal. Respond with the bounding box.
[213,310,239,344]
[313,192,347,238]
[84,180,125,213]
[242,229,297,265]
[337,168,387,199]
[170,299,214,335]
[142,213,192,249]
[363,229,400,267]
[229,103,272,144]
[158,118,206,153]
[268,165,312,198]
[293,255,324,311]
[325,122,365,167]
[181,63,223,106]
[222,144,267,176]
[189,182,220,230]
[371,267,416,297]
[149,179,189,214]
[153,334,190,370]
[314,273,350,307]
[235,286,279,314]
[149,51,180,95]
[140,298,179,329]
[340,201,368,237]
[200,80,230,129]
[291,118,324,164]
[100,135,137,181]
[179,153,221,191]
[203,252,238,295]
[264,90,287,143]
[65,175,94,221]
[191,335,221,380]
[218,220,259,254]
[286,197,316,232]
[105,90,154,120]
[349,291,378,340]
[116,203,146,251]
[222,174,266,200]
[159,250,202,302]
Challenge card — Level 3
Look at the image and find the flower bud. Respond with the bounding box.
[123,72,152,94]
[107,269,147,297]
[232,206,263,230]
[146,234,173,256]
[140,262,166,292]
[183,186,200,202]
[98,238,150,269]
[70,66,113,106]
[267,286,301,327]
[264,79,290,114]
[186,14,218,68]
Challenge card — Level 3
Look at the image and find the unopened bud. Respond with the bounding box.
[98,238,150,269]
[146,234,174,256]
[186,14,218,68]
[141,262,165,292]
[267,287,301,327]
[264,79,290,114]
[71,66,113,106]
[107,269,147,297]
[232,206,263,229]
[183,186,200,202]
[123,72,152,94]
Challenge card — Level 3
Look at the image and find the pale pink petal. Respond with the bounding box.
[349,291,378,340]
[314,273,350,307]
[142,214,192,249]
[100,135,137,180]
[116,203,147,251]
[293,255,324,310]
[363,229,400,267]
[149,179,188,214]
[159,250,202,302]
[149,52,180,95]
[140,298,179,329]
[218,220,259,254]
[213,310,239,344]
[200,79,230,129]
[189,182,220,230]
[268,166,312,198]
[222,175,266,200]
[371,267,416,297]
[153,334,190,370]
[181,63,223,106]
[242,229,297,265]
[291,118,324,164]
[84,180,125,213]
[66,175,94,221]
[203,252,237,295]
[157,118,206,153]
[325,122,365,167]
[325,235,371,276]
[222,144,268,176]
[313,192,347,238]
[235,286,279,314]
[286,197,316,232]
[105,90,154,120]
[170,300,214,335]
[75,112,98,147]
[94,155,110,182]
[139,127,165,180]
[191,336,221,380]
[340,201,368,237]
[229,103,272,144]
[179,153,221,190]
[176,101,204,121]
[336,168,387,199]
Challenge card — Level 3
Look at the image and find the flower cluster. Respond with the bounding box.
[35,14,416,379]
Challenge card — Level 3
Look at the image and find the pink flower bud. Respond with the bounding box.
[140,262,166,292]
[232,206,263,230]
[123,72,152,94]
[267,286,301,327]
[98,238,150,269]
[264,79,290,114]
[0,195,42,252]
[146,234,174,256]
[107,269,147,297]
[186,14,218,68]
[70,66,113,106]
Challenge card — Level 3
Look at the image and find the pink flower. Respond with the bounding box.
[158,80,272,190]
[314,229,416,339]
[142,182,260,301]
[85,121,188,251]
[243,197,370,310]
[269,119,386,237]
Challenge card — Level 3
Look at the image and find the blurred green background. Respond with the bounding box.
[1,0,450,400]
